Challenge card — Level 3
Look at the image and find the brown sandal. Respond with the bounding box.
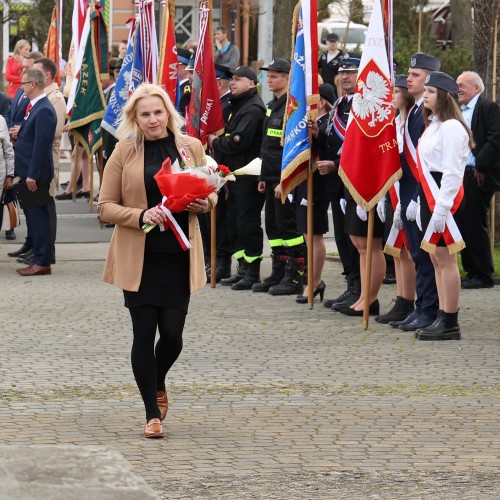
[157,391,169,421]
[144,418,164,438]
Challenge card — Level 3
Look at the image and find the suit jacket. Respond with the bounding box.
[470,95,500,191]
[14,96,57,182]
[98,135,217,293]
[6,88,29,128]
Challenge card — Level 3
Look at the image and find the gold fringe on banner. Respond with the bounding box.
[338,166,402,212]
[383,244,401,258]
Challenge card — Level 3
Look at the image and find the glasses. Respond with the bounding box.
[20,81,35,86]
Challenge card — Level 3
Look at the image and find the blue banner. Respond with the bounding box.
[101,33,134,137]
[280,8,311,195]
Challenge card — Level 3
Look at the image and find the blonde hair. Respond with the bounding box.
[117,83,184,153]
[14,39,30,56]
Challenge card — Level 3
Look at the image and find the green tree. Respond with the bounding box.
[349,0,364,24]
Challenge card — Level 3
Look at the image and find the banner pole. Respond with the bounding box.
[363,208,375,330]
[307,156,314,309]
[71,139,80,202]
[89,151,94,213]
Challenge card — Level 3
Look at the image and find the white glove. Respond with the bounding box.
[376,199,386,223]
[430,205,448,233]
[406,199,419,221]
[393,202,403,230]
[340,198,346,215]
[356,205,368,221]
[416,204,422,231]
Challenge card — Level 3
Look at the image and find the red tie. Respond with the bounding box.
[25,103,32,116]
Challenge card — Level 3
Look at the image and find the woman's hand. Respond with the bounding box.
[143,207,167,226]
[187,197,209,213]
[3,177,13,189]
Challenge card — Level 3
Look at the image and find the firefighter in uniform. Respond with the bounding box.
[251,58,306,295]
[208,66,266,290]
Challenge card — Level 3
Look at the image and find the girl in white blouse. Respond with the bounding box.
[415,71,474,341]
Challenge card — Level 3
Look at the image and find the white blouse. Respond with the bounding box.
[417,115,470,211]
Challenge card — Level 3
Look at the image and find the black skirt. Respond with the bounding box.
[419,172,464,248]
[295,173,329,235]
[124,250,190,311]
[345,199,385,238]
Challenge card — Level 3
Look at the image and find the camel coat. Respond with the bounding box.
[98,134,217,293]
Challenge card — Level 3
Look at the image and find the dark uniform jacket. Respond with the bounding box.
[316,95,352,193]
[470,96,500,192]
[212,88,266,171]
[260,93,287,183]
[318,50,344,87]
[220,91,232,123]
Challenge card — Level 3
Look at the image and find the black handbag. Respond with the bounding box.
[0,189,21,231]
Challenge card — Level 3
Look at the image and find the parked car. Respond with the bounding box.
[317,20,367,53]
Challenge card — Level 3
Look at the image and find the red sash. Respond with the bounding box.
[417,150,465,254]
[383,182,409,257]
[403,106,420,182]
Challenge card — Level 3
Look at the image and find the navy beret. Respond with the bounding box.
[394,74,408,89]
[425,71,459,95]
[319,83,336,105]
[409,52,440,72]
[177,48,192,66]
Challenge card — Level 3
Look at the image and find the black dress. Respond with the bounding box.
[124,135,191,312]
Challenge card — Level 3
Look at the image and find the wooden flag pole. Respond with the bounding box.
[89,150,94,213]
[207,0,217,288]
[363,208,375,330]
[71,139,80,202]
[490,16,498,255]
[307,158,314,309]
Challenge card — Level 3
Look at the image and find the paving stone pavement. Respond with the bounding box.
[1,242,499,499]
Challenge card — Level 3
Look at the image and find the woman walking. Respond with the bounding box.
[98,84,217,437]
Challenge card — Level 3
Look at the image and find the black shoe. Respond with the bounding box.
[268,281,304,296]
[5,229,16,240]
[338,300,380,316]
[398,312,436,332]
[8,240,32,257]
[296,281,326,303]
[232,275,260,290]
[389,309,420,328]
[323,289,353,309]
[76,190,90,199]
[375,296,415,324]
[55,192,73,200]
[461,278,494,289]
[383,274,396,285]
[417,311,461,340]
[16,249,34,264]
[221,273,244,286]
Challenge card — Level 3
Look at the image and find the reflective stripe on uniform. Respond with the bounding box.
[268,238,285,248]
[267,128,282,137]
[284,235,305,247]
[266,108,272,117]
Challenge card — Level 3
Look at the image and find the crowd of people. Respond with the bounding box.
[2,31,500,437]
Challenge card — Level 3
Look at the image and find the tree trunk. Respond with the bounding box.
[273,0,296,59]
[451,0,473,48]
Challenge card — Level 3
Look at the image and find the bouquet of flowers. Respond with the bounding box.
[142,157,235,249]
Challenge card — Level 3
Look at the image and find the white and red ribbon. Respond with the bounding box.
[157,195,192,251]
[417,151,465,254]
[384,181,409,257]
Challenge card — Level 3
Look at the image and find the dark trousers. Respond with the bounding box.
[48,199,57,263]
[227,177,265,259]
[459,170,494,284]
[401,199,438,314]
[327,191,360,288]
[264,182,302,255]
[24,201,52,267]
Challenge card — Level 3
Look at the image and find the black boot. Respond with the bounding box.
[7,238,32,257]
[232,260,261,290]
[375,296,415,324]
[268,257,305,296]
[220,258,246,286]
[252,254,286,293]
[417,311,460,341]
[207,256,232,283]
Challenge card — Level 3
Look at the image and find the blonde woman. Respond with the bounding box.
[5,39,31,99]
[98,84,217,438]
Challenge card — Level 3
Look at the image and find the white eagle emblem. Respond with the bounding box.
[352,71,392,127]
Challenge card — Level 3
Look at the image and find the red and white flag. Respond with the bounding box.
[186,2,224,149]
[157,1,178,103]
[339,0,401,210]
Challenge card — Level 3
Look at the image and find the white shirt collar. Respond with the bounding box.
[30,93,46,107]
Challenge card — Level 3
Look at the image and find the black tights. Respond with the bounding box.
[129,305,186,421]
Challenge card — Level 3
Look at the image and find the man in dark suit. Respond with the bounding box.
[390,52,441,332]
[13,67,57,276]
[457,71,500,289]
